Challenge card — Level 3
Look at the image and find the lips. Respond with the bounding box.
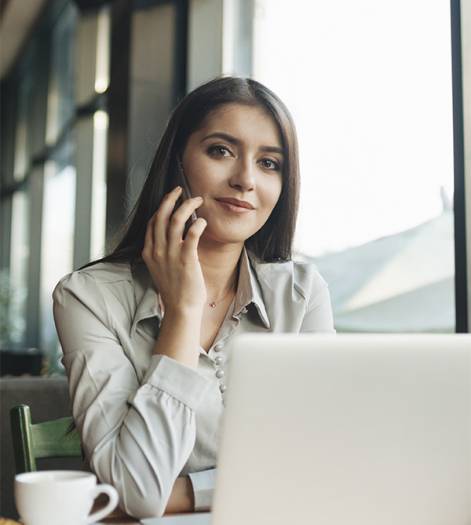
[215,198,255,210]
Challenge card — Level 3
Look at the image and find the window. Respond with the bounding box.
[252,0,455,332]
[46,3,77,145]
[9,191,29,345]
[40,148,76,367]
[90,110,108,260]
[39,2,78,371]
[8,70,33,346]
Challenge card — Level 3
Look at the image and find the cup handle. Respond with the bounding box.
[86,483,119,524]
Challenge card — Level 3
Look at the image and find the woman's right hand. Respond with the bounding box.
[142,186,208,316]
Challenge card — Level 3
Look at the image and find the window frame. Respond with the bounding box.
[451,0,470,332]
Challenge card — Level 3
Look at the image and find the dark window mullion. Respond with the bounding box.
[450,0,469,333]
[105,0,132,246]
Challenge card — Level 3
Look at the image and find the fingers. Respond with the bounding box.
[167,196,204,257]
[153,186,183,253]
[144,187,206,265]
[181,217,208,258]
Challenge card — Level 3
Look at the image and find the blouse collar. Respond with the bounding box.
[130,245,270,336]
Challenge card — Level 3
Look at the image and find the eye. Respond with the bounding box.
[207,144,232,157]
[260,158,281,171]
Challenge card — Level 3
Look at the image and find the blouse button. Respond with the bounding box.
[214,343,223,352]
[219,384,227,393]
[215,369,225,379]
[214,355,223,365]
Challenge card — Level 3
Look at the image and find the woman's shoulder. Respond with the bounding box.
[53,260,133,298]
[250,254,328,300]
[78,260,132,282]
[52,261,138,333]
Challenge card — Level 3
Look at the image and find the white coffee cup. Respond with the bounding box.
[15,470,119,525]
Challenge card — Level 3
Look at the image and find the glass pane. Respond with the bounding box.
[7,191,29,346]
[95,6,111,94]
[253,0,455,333]
[90,110,108,260]
[46,3,78,144]
[14,74,33,180]
[40,140,76,371]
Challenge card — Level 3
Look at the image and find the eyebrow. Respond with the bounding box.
[201,132,284,156]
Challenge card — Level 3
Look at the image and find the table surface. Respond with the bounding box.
[3,496,194,524]
[102,512,197,524]
[102,517,139,524]
[100,507,195,524]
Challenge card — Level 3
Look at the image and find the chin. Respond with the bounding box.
[201,224,254,245]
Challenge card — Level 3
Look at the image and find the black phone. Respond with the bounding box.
[176,156,198,237]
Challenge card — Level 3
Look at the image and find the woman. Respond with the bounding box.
[53,76,335,519]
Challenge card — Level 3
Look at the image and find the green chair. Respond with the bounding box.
[10,404,82,473]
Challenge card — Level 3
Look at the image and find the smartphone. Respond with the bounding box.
[176,156,198,237]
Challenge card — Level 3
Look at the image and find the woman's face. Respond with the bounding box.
[181,103,284,245]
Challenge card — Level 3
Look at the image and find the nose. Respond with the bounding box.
[228,157,255,192]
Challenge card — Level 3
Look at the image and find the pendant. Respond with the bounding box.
[209,302,217,308]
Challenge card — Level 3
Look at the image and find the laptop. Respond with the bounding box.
[144,333,471,525]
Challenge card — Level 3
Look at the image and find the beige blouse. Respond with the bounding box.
[52,246,335,519]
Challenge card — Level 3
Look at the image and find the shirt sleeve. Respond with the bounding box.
[52,271,211,519]
[300,274,336,333]
[188,468,217,511]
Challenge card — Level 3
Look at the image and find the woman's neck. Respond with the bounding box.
[197,241,243,300]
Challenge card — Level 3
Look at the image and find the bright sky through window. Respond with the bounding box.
[253,0,454,257]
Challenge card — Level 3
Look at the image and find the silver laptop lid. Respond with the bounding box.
[212,334,471,525]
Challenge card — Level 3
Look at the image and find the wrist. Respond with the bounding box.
[152,309,202,367]
[166,477,194,514]
[183,476,195,511]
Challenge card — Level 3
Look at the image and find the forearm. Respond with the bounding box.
[165,476,195,514]
[90,375,202,518]
[153,307,203,368]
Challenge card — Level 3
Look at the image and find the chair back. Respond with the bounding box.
[10,404,81,473]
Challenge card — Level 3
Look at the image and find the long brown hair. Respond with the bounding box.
[82,75,300,269]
